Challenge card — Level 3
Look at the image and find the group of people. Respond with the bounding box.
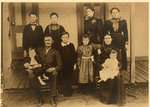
[23,6,128,107]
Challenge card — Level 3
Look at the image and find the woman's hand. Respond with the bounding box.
[74,63,77,70]
[97,49,101,55]
[38,64,42,67]
[125,42,128,50]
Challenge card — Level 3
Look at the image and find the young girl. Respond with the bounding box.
[77,35,95,94]
[98,49,120,82]
[24,47,48,85]
[59,32,76,97]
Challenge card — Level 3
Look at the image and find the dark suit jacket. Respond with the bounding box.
[23,24,44,50]
[36,46,62,72]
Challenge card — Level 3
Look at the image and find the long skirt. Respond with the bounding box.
[99,74,125,106]
[79,58,93,83]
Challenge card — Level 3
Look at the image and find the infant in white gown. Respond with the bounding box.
[98,49,119,82]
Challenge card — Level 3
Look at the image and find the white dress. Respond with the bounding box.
[99,58,119,82]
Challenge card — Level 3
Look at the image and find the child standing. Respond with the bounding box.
[98,49,120,82]
[24,47,48,85]
[77,35,94,94]
[59,32,76,97]
[23,11,44,57]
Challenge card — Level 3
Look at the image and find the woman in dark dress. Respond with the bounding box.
[84,6,103,47]
[97,34,125,106]
[103,7,128,70]
[44,12,65,52]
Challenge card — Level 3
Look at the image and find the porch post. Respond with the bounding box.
[76,3,84,46]
[130,3,135,83]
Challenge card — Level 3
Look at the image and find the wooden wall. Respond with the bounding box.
[135,3,148,57]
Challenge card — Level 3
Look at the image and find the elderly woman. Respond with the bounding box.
[97,34,125,106]
[103,7,128,70]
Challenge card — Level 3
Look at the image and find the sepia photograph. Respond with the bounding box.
[1,1,149,107]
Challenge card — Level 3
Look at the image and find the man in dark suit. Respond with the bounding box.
[28,35,62,107]
[23,11,44,57]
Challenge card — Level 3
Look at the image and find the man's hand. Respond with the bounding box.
[46,67,56,73]
[24,50,27,57]
[28,65,33,69]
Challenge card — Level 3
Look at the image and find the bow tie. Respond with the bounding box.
[31,24,37,26]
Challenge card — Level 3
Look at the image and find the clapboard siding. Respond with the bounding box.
[135,3,148,57]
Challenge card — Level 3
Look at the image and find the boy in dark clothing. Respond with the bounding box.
[59,32,76,97]
[23,11,44,57]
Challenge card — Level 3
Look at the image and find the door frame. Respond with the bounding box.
[8,3,38,60]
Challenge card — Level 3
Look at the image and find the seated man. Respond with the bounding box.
[28,34,62,107]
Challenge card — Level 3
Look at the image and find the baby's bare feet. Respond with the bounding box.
[40,80,46,85]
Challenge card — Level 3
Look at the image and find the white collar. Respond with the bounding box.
[61,42,70,47]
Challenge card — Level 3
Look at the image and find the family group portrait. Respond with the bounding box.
[1,2,149,107]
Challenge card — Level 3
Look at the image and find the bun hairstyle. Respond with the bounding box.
[82,34,90,40]
[104,34,111,37]
[86,6,95,16]
[110,7,120,14]
[50,12,58,18]
[86,6,95,12]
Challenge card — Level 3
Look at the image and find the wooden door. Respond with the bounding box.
[8,3,38,61]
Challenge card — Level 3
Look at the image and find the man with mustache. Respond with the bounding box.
[28,34,62,107]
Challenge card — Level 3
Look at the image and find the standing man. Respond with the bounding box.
[28,35,62,107]
[44,12,65,51]
[23,11,44,57]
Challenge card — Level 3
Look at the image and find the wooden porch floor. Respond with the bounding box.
[2,60,148,90]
